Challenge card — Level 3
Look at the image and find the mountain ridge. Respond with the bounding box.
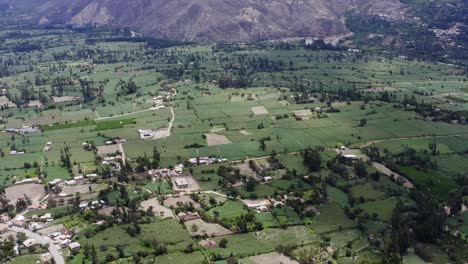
[1,0,407,42]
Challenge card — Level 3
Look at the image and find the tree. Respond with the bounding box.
[390,200,409,255]
[152,146,161,168]
[412,189,446,242]
[15,198,28,212]
[245,177,257,192]
[301,147,321,172]
[219,238,228,248]
[354,160,368,178]
[447,189,463,215]
[359,119,367,127]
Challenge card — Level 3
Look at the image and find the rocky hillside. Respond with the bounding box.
[1,0,407,42]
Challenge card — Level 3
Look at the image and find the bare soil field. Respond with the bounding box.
[97,144,121,156]
[140,198,174,218]
[52,96,82,103]
[184,219,232,237]
[205,133,232,146]
[293,109,313,120]
[27,100,42,108]
[241,252,299,264]
[239,130,252,135]
[362,87,398,93]
[210,126,226,133]
[234,162,257,178]
[163,195,201,209]
[61,184,107,195]
[5,183,45,206]
[98,206,117,216]
[251,106,269,115]
[0,96,16,107]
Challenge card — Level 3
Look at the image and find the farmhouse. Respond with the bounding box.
[139,130,154,139]
[177,212,201,222]
[69,241,81,253]
[40,253,53,264]
[262,176,273,182]
[243,199,272,210]
[44,142,52,151]
[175,178,189,189]
[49,179,62,185]
[171,174,201,192]
[23,238,38,248]
[65,180,77,186]
[174,164,184,174]
[73,175,86,184]
[199,239,217,248]
[343,154,358,160]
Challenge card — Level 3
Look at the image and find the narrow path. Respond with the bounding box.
[118,143,126,166]
[167,107,175,133]
[94,107,158,121]
[359,133,468,148]
[372,162,413,189]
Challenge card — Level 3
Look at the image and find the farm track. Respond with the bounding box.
[358,133,468,148]
[94,107,159,121]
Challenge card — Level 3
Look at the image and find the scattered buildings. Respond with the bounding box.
[242,199,273,212]
[3,125,40,135]
[187,157,227,166]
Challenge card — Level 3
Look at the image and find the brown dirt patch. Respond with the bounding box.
[205,133,231,146]
[251,106,269,115]
[184,219,232,237]
[5,184,45,207]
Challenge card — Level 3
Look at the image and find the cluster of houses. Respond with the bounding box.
[152,95,167,109]
[187,157,227,166]
[48,229,80,251]
[104,138,127,145]
[9,214,54,231]
[101,156,122,171]
[148,166,201,193]
[336,146,360,161]
[3,125,41,135]
[78,200,106,210]
[242,197,289,213]
[48,174,90,188]
[152,89,176,109]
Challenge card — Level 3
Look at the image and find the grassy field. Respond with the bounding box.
[1,26,467,264]
[7,254,40,264]
[308,202,356,234]
[208,200,248,219]
[399,166,457,200]
[206,225,316,258]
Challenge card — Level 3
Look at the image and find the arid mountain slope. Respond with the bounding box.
[3,0,406,42]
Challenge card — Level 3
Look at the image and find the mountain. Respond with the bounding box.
[0,0,407,42]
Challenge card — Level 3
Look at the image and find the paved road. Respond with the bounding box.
[8,226,65,264]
